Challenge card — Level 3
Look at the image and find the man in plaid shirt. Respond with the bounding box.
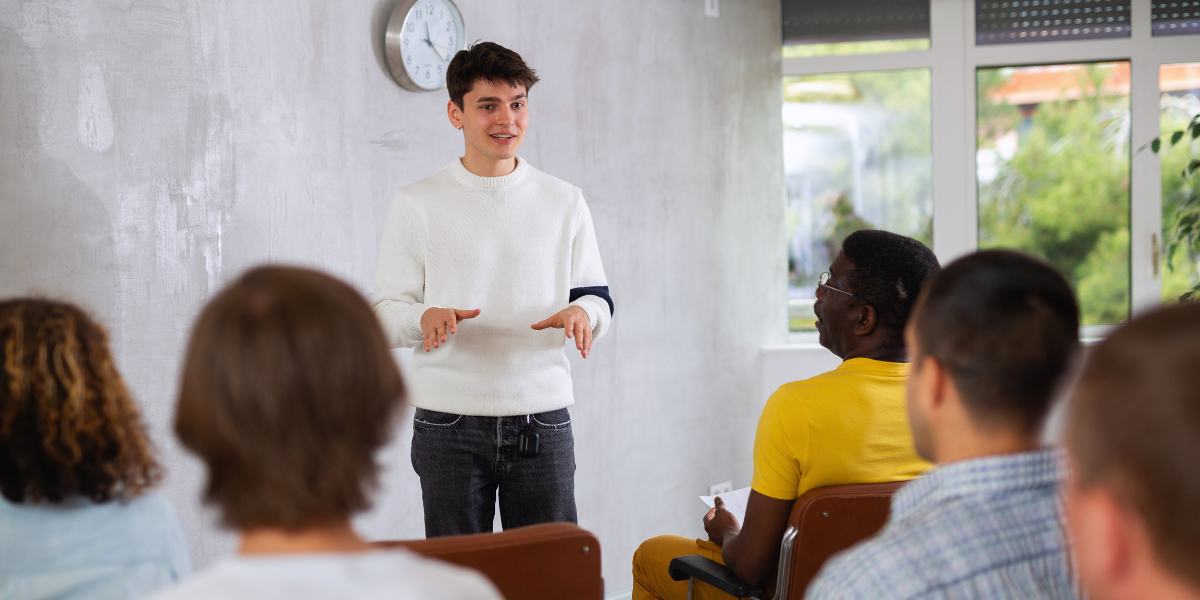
[807,250,1083,600]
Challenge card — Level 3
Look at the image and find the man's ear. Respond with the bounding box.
[920,355,948,414]
[1068,486,1135,592]
[852,303,879,337]
[447,100,463,129]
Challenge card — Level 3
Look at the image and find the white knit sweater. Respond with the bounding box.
[373,157,612,416]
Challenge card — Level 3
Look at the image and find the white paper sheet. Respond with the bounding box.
[698,486,752,525]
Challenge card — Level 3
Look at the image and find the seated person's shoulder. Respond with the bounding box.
[767,365,862,410]
[146,550,501,600]
[806,513,949,600]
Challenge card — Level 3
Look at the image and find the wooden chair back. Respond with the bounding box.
[375,522,603,600]
[777,481,905,599]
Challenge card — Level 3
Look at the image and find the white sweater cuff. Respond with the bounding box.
[404,304,436,343]
[570,296,610,339]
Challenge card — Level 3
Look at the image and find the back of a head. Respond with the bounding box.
[0,299,158,503]
[175,266,405,531]
[446,41,539,110]
[1069,303,1200,591]
[913,250,1080,433]
[839,230,940,343]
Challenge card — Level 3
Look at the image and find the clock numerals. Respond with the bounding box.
[388,0,460,90]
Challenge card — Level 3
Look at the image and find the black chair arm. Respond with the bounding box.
[667,555,766,598]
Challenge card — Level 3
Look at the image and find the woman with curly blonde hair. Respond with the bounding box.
[0,299,189,599]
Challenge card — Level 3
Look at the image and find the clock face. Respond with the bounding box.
[386,0,465,92]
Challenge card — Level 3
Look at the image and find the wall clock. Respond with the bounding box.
[385,0,465,92]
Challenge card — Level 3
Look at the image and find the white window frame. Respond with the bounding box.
[784,0,1199,345]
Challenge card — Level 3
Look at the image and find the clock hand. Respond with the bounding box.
[423,22,448,61]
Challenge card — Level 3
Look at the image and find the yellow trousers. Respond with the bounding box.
[632,535,735,600]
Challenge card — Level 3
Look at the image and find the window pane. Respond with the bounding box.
[783,0,930,58]
[785,70,933,332]
[977,62,1131,326]
[976,0,1131,45]
[1160,63,1200,303]
[783,39,929,59]
[1152,2,1200,36]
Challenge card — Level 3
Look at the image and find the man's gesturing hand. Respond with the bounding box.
[531,306,593,358]
[421,307,481,352]
[703,496,741,547]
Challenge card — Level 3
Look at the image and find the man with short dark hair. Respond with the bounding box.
[1066,303,1200,600]
[373,42,613,536]
[806,250,1084,600]
[633,231,938,600]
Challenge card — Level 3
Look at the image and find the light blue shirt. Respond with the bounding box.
[807,448,1082,600]
[0,492,190,600]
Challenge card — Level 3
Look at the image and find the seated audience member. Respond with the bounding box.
[1066,303,1200,600]
[0,300,190,599]
[806,250,1084,599]
[633,231,940,599]
[150,267,500,600]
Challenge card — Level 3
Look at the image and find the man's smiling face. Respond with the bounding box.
[458,79,528,163]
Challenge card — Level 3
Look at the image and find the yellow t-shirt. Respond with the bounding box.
[751,358,932,501]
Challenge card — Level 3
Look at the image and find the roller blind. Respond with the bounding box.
[976,0,1131,45]
[1152,2,1200,35]
[782,0,929,45]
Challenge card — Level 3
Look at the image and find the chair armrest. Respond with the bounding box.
[667,555,766,598]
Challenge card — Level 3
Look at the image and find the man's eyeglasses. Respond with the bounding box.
[818,272,875,307]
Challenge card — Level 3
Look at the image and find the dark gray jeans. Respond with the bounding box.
[410,407,577,537]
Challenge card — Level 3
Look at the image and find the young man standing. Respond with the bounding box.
[373,42,613,536]
[1067,304,1200,600]
[806,250,1083,600]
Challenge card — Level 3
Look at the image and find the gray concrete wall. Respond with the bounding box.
[0,0,785,592]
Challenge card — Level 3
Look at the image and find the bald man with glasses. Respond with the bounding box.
[632,230,941,600]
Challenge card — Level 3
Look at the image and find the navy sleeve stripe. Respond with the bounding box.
[570,286,614,316]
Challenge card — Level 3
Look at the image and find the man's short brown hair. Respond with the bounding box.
[1068,303,1200,589]
[175,266,405,531]
[446,42,539,110]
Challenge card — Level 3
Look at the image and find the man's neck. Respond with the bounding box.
[239,521,372,555]
[1109,564,1200,600]
[840,338,907,363]
[460,151,517,178]
[935,427,1041,465]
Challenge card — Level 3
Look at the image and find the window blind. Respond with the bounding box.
[783,0,929,46]
[976,0,1130,45]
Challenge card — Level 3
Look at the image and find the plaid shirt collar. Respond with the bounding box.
[892,447,1067,522]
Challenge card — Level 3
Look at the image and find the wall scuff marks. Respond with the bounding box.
[0,1,784,591]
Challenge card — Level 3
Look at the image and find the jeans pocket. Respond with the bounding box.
[530,408,571,430]
[413,408,463,430]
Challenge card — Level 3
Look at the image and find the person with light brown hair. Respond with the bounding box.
[150,266,500,600]
[1066,303,1200,600]
[0,299,190,600]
